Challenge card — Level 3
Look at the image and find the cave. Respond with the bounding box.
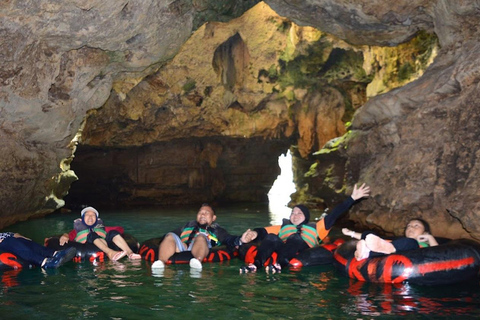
[63,3,436,218]
[1,1,480,241]
[65,137,292,209]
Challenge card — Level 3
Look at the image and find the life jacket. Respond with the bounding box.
[73,218,107,243]
[278,222,320,248]
[180,225,220,247]
[264,218,329,244]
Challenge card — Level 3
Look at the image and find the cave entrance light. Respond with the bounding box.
[267,150,296,225]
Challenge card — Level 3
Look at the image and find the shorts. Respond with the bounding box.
[168,232,212,251]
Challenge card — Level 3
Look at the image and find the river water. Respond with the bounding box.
[1,204,479,319]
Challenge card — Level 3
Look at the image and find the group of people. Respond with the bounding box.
[238,183,371,273]
[150,182,438,273]
[0,182,438,272]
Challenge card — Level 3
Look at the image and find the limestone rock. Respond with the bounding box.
[1,0,478,243]
[294,1,480,240]
[0,0,251,227]
[76,3,432,209]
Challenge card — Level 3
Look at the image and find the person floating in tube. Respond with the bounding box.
[240,183,371,273]
[0,232,76,268]
[342,217,438,261]
[59,206,141,261]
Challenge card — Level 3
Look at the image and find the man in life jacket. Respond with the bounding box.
[59,207,141,261]
[151,203,261,271]
[240,183,370,273]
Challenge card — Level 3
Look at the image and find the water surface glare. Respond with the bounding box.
[1,205,479,319]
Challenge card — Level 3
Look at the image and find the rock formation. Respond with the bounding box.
[271,0,480,239]
[0,0,259,226]
[1,0,479,241]
[70,3,433,211]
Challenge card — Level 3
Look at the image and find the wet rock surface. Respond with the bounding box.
[1,1,479,240]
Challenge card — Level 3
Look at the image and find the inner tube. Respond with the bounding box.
[333,239,480,285]
[0,251,32,270]
[45,232,139,263]
[238,240,342,268]
[139,237,237,264]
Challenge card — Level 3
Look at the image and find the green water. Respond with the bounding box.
[1,204,479,319]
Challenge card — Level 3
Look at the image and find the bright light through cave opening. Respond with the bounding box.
[268,151,296,225]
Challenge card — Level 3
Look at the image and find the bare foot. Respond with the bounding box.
[110,251,127,261]
[128,253,142,260]
[355,240,370,261]
[365,234,396,254]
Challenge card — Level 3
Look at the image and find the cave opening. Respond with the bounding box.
[59,3,439,224]
[268,150,296,225]
[63,137,293,210]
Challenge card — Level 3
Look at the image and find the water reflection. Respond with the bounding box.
[344,279,480,317]
[1,269,20,288]
[189,269,202,279]
[1,208,480,319]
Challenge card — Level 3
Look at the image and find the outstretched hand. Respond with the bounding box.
[351,183,370,200]
[59,234,69,246]
[342,228,361,240]
[240,229,258,244]
[13,233,31,241]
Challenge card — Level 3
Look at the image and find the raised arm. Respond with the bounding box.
[322,183,370,230]
[351,183,370,201]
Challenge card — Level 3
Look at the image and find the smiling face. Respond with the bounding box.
[405,219,426,239]
[290,207,306,226]
[196,205,216,227]
[83,211,98,227]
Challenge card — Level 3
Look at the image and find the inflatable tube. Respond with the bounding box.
[238,240,342,269]
[0,251,33,270]
[139,237,237,264]
[333,239,480,285]
[45,232,139,263]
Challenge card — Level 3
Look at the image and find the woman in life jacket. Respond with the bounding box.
[59,207,141,261]
[342,218,438,260]
[240,183,370,273]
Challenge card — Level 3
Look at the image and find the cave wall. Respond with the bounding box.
[1,0,479,242]
[0,0,261,228]
[289,1,480,239]
[73,3,434,215]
